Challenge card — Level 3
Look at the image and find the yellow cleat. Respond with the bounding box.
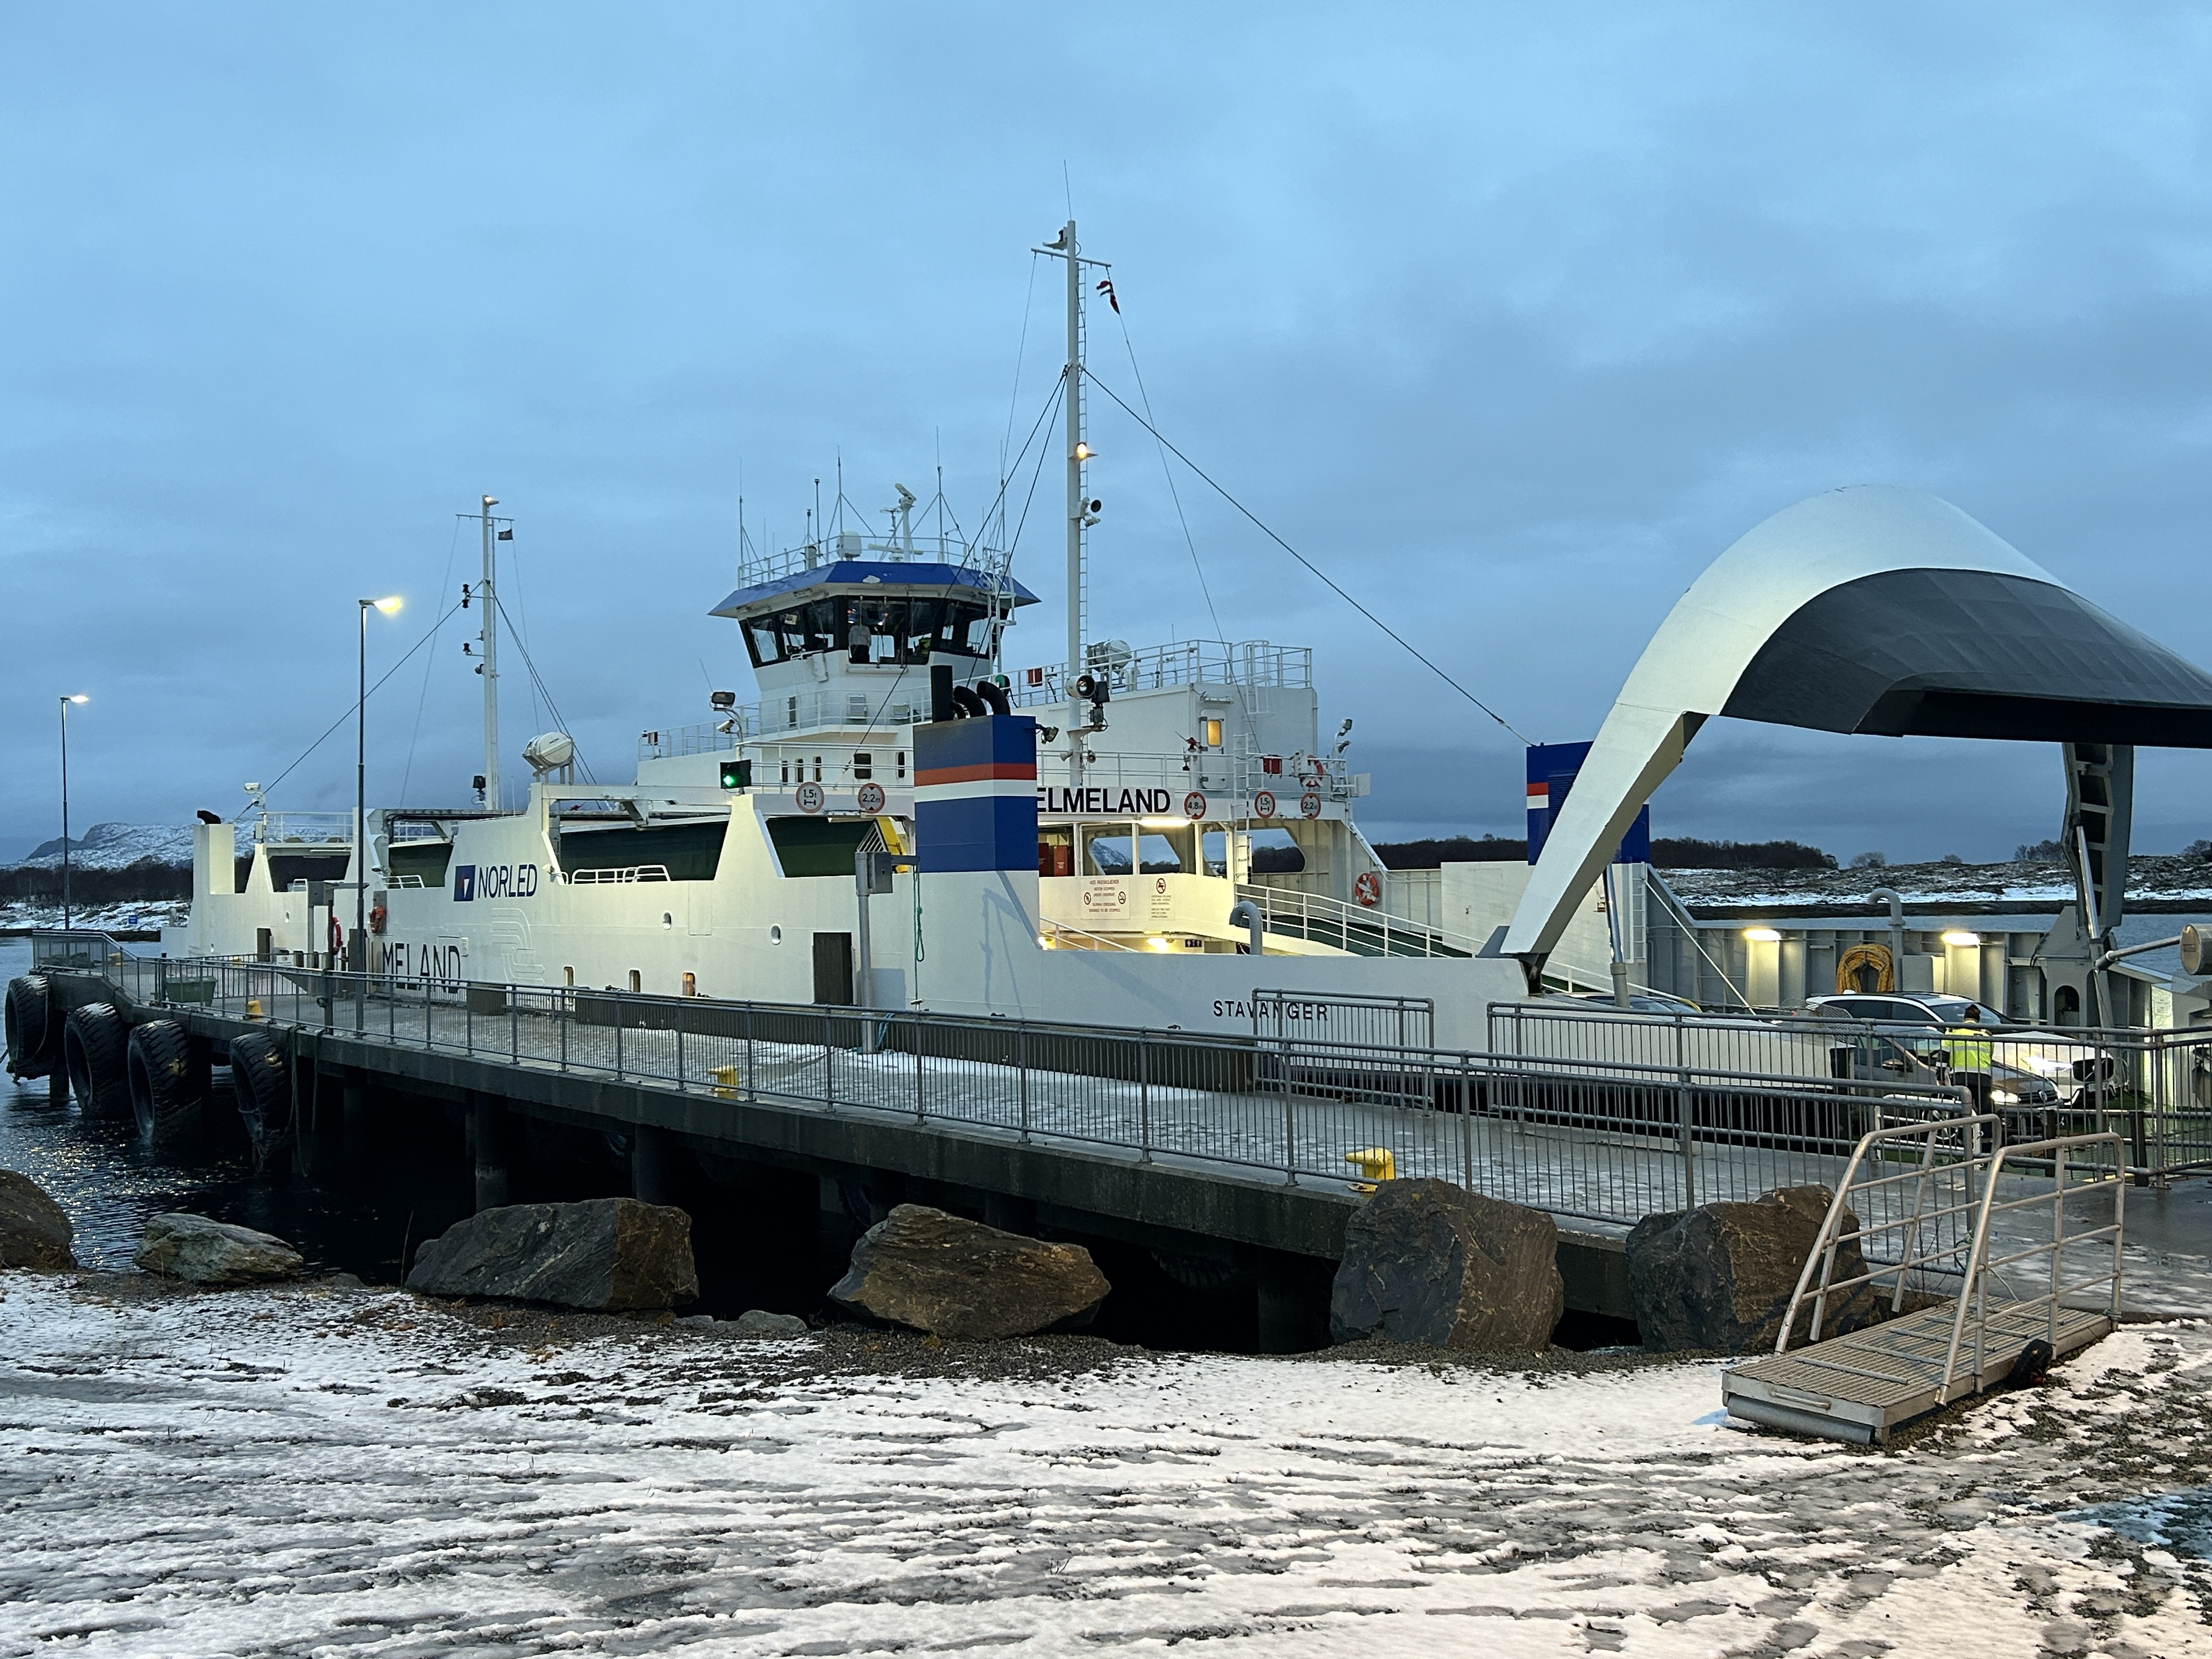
[1344,1146,1396,1193]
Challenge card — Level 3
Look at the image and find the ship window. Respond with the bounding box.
[778,755,791,785]
[1247,827,1305,874]
[895,751,906,780]
[811,754,823,782]
[1081,825,1133,875]
[1204,718,1223,747]
[853,752,873,780]
[1137,831,1189,874]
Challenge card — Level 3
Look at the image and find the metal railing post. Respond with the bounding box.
[1137,1029,1150,1163]
[1018,1023,1031,1144]
[510,987,519,1064]
[675,998,686,1090]
[823,1008,835,1110]
[1282,1037,1297,1184]
[560,990,569,1072]
[914,1016,926,1122]
[614,993,624,1079]
[1675,1013,1696,1209]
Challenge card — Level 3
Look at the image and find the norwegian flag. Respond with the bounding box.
[1096,277,1119,314]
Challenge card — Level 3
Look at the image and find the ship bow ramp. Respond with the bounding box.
[1503,484,2212,975]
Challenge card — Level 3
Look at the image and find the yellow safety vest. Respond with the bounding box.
[1946,1026,1994,1073]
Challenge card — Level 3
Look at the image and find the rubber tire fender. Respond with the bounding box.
[227,1030,291,1159]
[61,1003,131,1119]
[4,974,59,1079]
[126,1019,204,1147]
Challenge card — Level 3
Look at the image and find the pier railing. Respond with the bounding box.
[36,935,1997,1228]
[1490,1000,2212,1180]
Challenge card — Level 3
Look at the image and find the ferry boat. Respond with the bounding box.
[170,224,1579,1051]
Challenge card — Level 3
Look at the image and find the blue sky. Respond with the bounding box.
[4,4,2210,862]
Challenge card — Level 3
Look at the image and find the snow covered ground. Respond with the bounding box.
[0,899,184,933]
[3,1275,2210,1657]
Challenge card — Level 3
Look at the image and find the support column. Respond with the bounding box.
[342,1073,373,1164]
[1256,1248,1325,1354]
[631,1123,677,1206]
[470,1092,510,1212]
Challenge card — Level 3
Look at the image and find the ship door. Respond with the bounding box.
[812,932,854,1005]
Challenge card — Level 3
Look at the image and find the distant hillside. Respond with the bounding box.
[6,821,247,871]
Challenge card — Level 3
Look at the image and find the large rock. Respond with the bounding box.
[0,1170,76,1269]
[830,1204,1109,1339]
[405,1198,698,1311]
[135,1213,303,1284]
[1329,1178,1563,1350]
[1626,1184,1882,1353]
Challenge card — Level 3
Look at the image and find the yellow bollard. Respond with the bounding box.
[245,998,264,1021]
[1344,1147,1396,1194]
[710,1064,740,1099]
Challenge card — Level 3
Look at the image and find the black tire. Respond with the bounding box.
[4,975,59,1080]
[61,1003,131,1120]
[227,1031,291,1160]
[127,1019,204,1147]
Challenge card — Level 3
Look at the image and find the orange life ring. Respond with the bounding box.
[1353,871,1381,907]
[328,913,345,956]
[369,906,387,935]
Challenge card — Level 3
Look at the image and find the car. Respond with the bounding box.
[1806,992,2002,1028]
[1569,991,1706,1016]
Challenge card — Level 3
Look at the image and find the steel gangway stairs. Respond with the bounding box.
[1723,1117,2125,1444]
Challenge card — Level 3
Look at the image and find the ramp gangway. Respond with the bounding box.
[1723,1118,2125,1444]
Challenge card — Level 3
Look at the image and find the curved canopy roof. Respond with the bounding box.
[1502,486,2212,966]
[709,560,1040,619]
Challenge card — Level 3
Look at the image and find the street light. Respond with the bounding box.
[57,695,88,932]
[355,599,402,974]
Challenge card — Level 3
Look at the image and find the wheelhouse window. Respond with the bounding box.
[742,592,999,669]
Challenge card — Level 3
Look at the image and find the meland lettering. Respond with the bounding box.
[453,862,539,901]
[375,939,466,988]
[1036,786,1175,816]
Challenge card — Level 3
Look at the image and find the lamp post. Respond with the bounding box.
[356,598,403,973]
[57,695,87,931]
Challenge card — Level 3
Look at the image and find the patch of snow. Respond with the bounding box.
[1,1279,2208,1656]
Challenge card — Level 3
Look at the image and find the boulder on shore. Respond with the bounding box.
[135,1213,303,1284]
[830,1204,1109,1340]
[0,1170,76,1269]
[405,1198,699,1311]
[734,1309,809,1338]
[1626,1184,1882,1353]
[1329,1178,1563,1350]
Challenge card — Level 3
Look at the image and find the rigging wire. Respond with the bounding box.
[1006,374,1066,556]
[1086,371,1533,746]
[1106,295,1256,756]
[399,516,466,802]
[999,253,1041,545]
[507,531,545,734]
[491,592,595,782]
[262,599,468,801]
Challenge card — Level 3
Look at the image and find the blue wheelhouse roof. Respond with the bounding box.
[709,561,1040,619]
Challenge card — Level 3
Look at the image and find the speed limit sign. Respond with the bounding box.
[855,782,886,814]
[1300,791,1322,819]
[1251,789,1278,819]
[795,781,826,814]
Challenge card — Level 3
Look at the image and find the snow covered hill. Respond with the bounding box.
[4,821,249,871]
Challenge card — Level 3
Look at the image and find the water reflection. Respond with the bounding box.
[1,934,447,1279]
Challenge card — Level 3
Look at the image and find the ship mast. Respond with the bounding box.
[479,494,500,808]
[1040,220,1091,783]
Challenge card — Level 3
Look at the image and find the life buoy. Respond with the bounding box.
[369,906,387,935]
[328,914,345,956]
[1353,871,1381,908]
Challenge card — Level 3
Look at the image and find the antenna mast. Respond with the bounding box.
[1039,218,1090,782]
[479,494,500,807]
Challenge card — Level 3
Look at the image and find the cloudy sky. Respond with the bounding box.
[4,4,2210,863]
